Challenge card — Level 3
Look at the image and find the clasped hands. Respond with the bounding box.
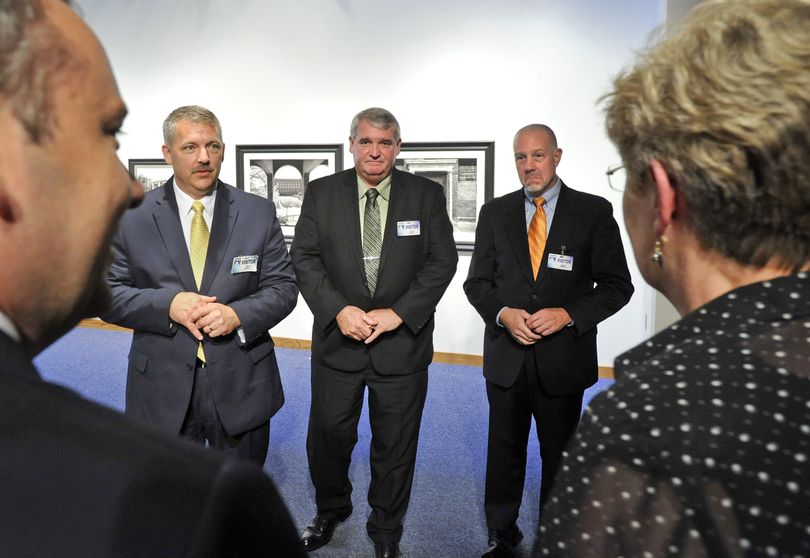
[500,307,571,346]
[336,305,402,344]
[170,292,241,340]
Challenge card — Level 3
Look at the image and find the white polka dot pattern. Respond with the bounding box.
[535,274,810,557]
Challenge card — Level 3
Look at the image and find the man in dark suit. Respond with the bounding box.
[290,107,458,558]
[0,1,303,555]
[103,105,298,466]
[464,124,633,557]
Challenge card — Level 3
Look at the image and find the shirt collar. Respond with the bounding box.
[174,180,217,218]
[0,309,21,342]
[523,176,561,209]
[357,173,392,202]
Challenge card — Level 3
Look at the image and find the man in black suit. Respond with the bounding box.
[0,1,303,555]
[103,105,298,467]
[290,107,458,558]
[464,124,633,557]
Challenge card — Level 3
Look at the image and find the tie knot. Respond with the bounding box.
[533,197,546,209]
[366,188,380,202]
[192,200,205,216]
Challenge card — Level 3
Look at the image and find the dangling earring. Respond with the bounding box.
[651,235,666,267]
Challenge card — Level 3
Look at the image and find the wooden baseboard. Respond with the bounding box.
[78,319,614,379]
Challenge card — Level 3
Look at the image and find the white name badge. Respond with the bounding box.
[397,220,421,237]
[548,253,573,271]
[231,255,258,274]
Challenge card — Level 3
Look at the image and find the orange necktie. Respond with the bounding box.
[528,197,547,280]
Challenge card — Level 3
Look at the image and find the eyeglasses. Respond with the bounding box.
[606,164,626,192]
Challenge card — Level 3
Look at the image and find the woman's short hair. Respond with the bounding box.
[604,0,810,271]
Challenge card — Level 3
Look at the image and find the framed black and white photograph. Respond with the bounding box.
[128,158,173,192]
[396,141,494,250]
[235,144,343,238]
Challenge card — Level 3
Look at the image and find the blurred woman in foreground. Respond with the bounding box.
[536,0,810,556]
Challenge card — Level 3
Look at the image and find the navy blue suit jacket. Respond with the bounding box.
[103,179,298,435]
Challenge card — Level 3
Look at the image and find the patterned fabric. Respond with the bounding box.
[537,273,810,557]
[528,197,546,280]
[363,188,382,295]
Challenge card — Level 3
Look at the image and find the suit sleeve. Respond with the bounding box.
[102,226,180,336]
[563,200,634,335]
[289,184,353,330]
[187,460,306,558]
[463,202,504,331]
[227,203,298,345]
[389,185,458,335]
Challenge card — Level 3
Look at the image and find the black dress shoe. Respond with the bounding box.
[300,511,351,552]
[481,540,517,558]
[482,525,523,557]
[374,540,400,558]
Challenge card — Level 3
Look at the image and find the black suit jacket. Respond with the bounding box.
[103,180,298,435]
[0,332,304,558]
[290,168,458,374]
[464,183,633,394]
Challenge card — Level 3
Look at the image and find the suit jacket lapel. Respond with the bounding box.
[201,181,235,293]
[341,170,365,276]
[534,182,574,290]
[377,169,405,279]
[504,190,534,286]
[152,180,197,292]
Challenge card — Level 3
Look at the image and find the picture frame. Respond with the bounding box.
[235,144,344,239]
[396,141,494,251]
[127,158,173,192]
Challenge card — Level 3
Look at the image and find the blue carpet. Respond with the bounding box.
[34,327,612,557]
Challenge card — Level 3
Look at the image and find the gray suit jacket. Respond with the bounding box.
[104,179,297,435]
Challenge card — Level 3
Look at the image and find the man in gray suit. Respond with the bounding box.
[104,105,298,466]
[291,107,458,558]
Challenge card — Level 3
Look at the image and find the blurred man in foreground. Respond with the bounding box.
[0,1,303,555]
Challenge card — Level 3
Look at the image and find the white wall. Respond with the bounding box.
[80,0,667,366]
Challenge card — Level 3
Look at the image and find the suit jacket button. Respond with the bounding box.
[531,294,538,300]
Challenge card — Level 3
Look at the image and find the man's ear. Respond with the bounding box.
[0,179,20,224]
[0,109,23,225]
[649,159,677,237]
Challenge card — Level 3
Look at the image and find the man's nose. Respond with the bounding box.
[128,174,145,209]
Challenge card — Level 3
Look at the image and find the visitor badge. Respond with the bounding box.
[548,253,573,271]
[231,255,258,274]
[397,220,421,237]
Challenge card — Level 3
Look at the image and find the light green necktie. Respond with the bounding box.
[363,189,382,295]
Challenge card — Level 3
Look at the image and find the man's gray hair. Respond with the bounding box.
[163,105,223,146]
[350,107,400,141]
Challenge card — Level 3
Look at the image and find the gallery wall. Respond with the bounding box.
[80,0,670,365]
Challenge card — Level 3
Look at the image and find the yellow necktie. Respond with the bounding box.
[528,197,547,280]
[190,201,209,361]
